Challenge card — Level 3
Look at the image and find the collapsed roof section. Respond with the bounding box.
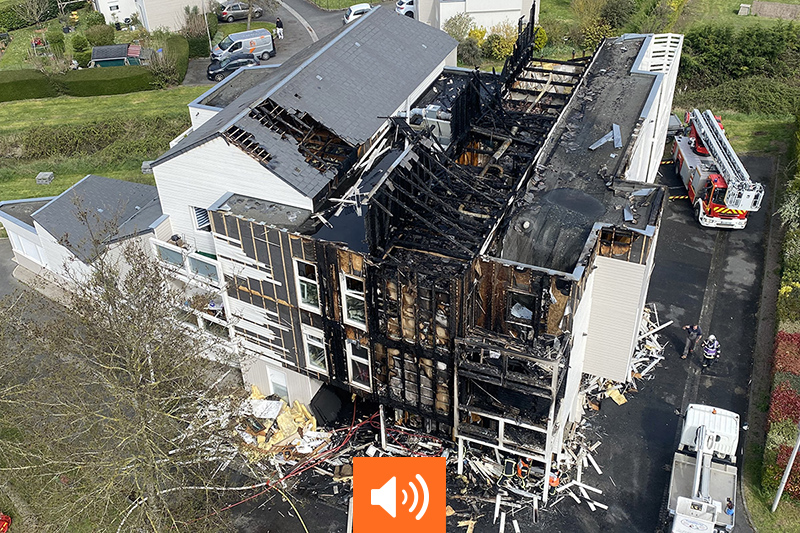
[154,5,457,210]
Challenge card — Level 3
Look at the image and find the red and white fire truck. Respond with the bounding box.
[672,109,764,229]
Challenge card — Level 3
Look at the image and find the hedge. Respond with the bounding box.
[166,35,189,83]
[0,69,58,102]
[187,35,209,58]
[59,66,155,96]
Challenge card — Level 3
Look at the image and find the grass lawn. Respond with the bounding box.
[708,112,795,156]
[0,26,37,70]
[307,0,361,9]
[539,0,575,23]
[744,443,800,533]
[676,0,791,30]
[218,20,276,38]
[0,86,206,202]
[0,85,206,136]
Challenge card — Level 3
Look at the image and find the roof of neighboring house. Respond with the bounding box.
[91,44,130,61]
[32,175,163,262]
[0,198,54,229]
[127,44,141,58]
[191,65,283,110]
[153,5,457,199]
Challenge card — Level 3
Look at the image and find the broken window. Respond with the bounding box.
[346,340,371,390]
[302,326,327,374]
[342,274,366,328]
[294,259,320,312]
[508,291,535,325]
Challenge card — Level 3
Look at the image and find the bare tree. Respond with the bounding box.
[12,0,50,27]
[0,207,265,532]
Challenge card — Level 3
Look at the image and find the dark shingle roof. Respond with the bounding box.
[152,6,457,200]
[91,44,130,61]
[32,175,162,262]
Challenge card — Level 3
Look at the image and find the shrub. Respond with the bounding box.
[206,12,218,39]
[533,25,547,51]
[768,381,800,426]
[481,21,517,60]
[581,20,613,50]
[187,36,209,58]
[467,27,486,45]
[82,10,105,27]
[71,33,89,52]
[457,37,482,67]
[774,332,800,375]
[601,0,636,28]
[165,35,189,83]
[443,12,474,43]
[46,22,65,53]
[0,69,57,103]
[85,23,115,46]
[59,66,154,96]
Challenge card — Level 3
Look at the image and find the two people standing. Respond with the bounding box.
[682,323,721,369]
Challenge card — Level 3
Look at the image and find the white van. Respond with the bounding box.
[212,29,275,61]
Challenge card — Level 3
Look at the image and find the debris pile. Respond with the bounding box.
[581,303,670,409]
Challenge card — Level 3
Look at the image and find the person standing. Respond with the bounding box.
[702,334,721,369]
[681,323,702,359]
[276,17,284,39]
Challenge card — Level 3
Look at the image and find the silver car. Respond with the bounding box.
[217,2,263,23]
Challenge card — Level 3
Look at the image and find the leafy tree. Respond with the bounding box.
[581,20,612,50]
[0,208,256,532]
[481,20,517,60]
[467,26,486,45]
[81,9,105,27]
[571,0,605,28]
[84,23,114,46]
[457,36,482,67]
[443,12,474,43]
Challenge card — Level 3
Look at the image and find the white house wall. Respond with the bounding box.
[153,136,313,256]
[582,256,648,383]
[94,0,139,24]
[242,353,322,405]
[140,0,204,31]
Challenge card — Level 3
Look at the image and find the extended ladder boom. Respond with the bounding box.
[691,109,764,211]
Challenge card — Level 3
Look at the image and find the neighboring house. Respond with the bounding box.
[0,175,167,284]
[93,0,205,31]
[0,5,683,505]
[414,0,538,32]
[89,43,147,67]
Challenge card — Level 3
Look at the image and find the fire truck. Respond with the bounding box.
[672,109,765,229]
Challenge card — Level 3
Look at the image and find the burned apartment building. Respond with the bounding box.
[142,6,683,501]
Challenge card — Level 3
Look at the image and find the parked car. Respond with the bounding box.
[395,0,415,18]
[343,3,372,25]
[207,52,260,81]
[212,28,275,61]
[217,2,262,22]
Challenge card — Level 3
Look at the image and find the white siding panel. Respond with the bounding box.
[582,256,648,382]
[241,355,321,405]
[153,136,312,256]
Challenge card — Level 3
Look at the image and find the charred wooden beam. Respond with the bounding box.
[523,66,583,77]
[514,76,578,87]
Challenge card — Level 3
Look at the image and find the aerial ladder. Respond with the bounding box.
[672,109,765,229]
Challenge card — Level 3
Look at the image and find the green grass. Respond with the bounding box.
[218,20,276,38]
[0,85,206,136]
[0,27,37,70]
[306,0,362,9]
[714,112,795,156]
[744,443,800,533]
[539,0,575,23]
[676,0,791,31]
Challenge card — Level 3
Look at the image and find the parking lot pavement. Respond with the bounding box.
[0,239,24,298]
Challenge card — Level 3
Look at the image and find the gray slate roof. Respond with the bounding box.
[91,44,130,61]
[153,5,457,200]
[32,175,162,262]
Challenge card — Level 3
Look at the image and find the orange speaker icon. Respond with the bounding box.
[354,457,444,533]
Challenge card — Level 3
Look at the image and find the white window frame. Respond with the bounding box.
[293,259,321,313]
[153,239,185,268]
[346,340,371,391]
[341,273,366,329]
[267,367,289,402]
[191,206,211,232]
[302,325,327,374]
[188,253,221,284]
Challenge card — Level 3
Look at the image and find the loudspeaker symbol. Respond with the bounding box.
[370,474,430,520]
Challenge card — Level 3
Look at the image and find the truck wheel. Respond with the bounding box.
[696,204,702,222]
[261,51,270,60]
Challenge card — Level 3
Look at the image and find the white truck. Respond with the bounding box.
[667,404,740,532]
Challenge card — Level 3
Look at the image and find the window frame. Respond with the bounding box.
[346,340,371,391]
[188,253,221,283]
[267,367,289,402]
[154,240,184,268]
[191,206,211,232]
[507,290,536,327]
[302,325,327,375]
[293,259,321,313]
[341,273,367,329]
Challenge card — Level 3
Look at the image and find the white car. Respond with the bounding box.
[343,3,372,25]
[396,0,415,18]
